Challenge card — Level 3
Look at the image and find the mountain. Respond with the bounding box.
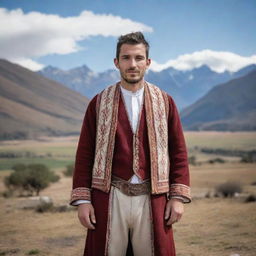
[38,65,115,99]
[146,64,256,109]
[181,70,256,131]
[0,59,89,140]
[39,64,256,109]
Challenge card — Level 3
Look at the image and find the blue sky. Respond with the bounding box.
[0,0,256,72]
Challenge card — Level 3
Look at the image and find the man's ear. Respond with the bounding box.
[146,58,151,69]
[114,58,119,69]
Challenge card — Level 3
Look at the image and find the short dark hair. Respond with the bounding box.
[116,32,150,60]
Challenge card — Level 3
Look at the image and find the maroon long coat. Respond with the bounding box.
[71,88,190,256]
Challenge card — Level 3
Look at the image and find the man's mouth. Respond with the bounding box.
[127,70,139,74]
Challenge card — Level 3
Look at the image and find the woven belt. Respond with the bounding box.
[111,176,151,196]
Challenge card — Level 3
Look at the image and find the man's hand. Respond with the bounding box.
[78,203,96,230]
[165,198,184,226]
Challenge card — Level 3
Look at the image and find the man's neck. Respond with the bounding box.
[120,79,145,92]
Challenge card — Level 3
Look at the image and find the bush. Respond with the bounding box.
[27,249,40,255]
[4,164,60,196]
[240,151,256,163]
[245,194,256,203]
[188,156,197,166]
[4,168,30,195]
[215,181,242,198]
[36,201,54,213]
[12,163,27,172]
[2,190,13,198]
[63,163,74,177]
[208,158,226,164]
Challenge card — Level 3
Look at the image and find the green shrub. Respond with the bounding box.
[208,158,226,164]
[63,163,74,177]
[36,201,53,213]
[27,249,40,255]
[188,156,197,165]
[4,164,60,196]
[241,152,256,163]
[12,163,27,171]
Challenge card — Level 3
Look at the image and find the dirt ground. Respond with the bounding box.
[0,161,255,256]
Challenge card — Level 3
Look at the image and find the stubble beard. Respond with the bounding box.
[120,70,145,84]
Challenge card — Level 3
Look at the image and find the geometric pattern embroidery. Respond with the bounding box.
[92,84,120,192]
[70,187,91,203]
[145,83,170,193]
[170,184,191,203]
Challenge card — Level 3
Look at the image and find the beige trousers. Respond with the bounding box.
[108,186,154,256]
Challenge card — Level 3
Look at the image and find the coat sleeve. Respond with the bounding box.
[70,95,98,205]
[167,95,191,203]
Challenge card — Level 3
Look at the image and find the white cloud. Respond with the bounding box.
[150,50,256,73]
[13,58,45,71]
[0,8,153,71]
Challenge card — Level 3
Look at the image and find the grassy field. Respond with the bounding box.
[1,131,256,170]
[0,136,77,170]
[0,132,256,256]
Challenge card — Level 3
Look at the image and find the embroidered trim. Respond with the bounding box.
[133,133,141,178]
[70,187,91,203]
[161,90,169,120]
[133,101,144,179]
[92,83,120,192]
[104,186,114,256]
[148,196,155,256]
[169,184,191,203]
[145,82,170,193]
[95,93,101,128]
[92,81,170,195]
[120,92,144,179]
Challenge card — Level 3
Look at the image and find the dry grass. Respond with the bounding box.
[190,162,256,197]
[185,131,256,150]
[175,197,256,256]
[0,133,256,255]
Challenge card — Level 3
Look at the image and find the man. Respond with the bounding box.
[70,32,191,256]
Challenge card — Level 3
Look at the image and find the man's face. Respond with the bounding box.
[114,43,151,84]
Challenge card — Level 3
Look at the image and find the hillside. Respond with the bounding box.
[181,70,256,131]
[0,59,89,140]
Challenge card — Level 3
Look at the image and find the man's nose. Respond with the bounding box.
[129,58,136,67]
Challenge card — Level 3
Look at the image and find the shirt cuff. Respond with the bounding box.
[71,200,91,206]
[170,196,186,203]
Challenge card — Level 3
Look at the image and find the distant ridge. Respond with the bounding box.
[39,64,256,109]
[0,59,89,140]
[181,70,256,131]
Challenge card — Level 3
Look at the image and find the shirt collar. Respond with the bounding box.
[120,84,144,97]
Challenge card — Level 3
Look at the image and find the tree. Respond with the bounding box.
[4,163,60,196]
